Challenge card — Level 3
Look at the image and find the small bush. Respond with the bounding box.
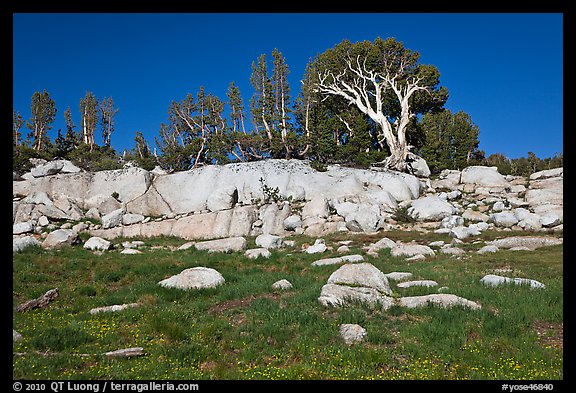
[392,205,418,223]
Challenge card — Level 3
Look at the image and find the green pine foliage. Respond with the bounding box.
[13,39,563,175]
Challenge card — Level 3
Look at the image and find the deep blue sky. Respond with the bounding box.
[13,13,563,159]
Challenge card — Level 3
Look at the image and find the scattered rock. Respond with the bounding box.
[13,221,35,235]
[311,254,364,267]
[101,208,126,229]
[397,280,438,288]
[271,279,293,291]
[255,234,284,249]
[120,249,142,255]
[408,195,456,221]
[391,243,435,258]
[305,239,327,254]
[283,215,302,231]
[244,248,272,259]
[384,272,413,281]
[398,294,481,310]
[460,166,509,187]
[13,330,23,342]
[480,274,545,289]
[339,323,367,345]
[13,236,41,252]
[103,347,144,358]
[89,302,140,314]
[122,213,145,226]
[83,236,112,251]
[490,211,519,228]
[318,284,395,310]
[327,263,392,295]
[158,267,225,290]
[42,229,80,249]
[478,245,499,254]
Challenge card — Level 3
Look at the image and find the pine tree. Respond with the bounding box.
[13,110,24,147]
[250,54,274,155]
[79,91,98,150]
[26,90,57,152]
[99,97,119,146]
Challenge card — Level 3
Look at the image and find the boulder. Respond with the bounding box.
[122,213,145,226]
[89,303,140,314]
[283,215,302,231]
[408,195,456,221]
[368,237,397,253]
[384,272,413,281]
[121,249,142,255]
[13,221,35,235]
[311,255,364,267]
[158,267,225,290]
[42,229,79,249]
[326,263,392,295]
[101,208,126,229]
[449,226,482,240]
[439,246,465,255]
[407,154,431,178]
[339,324,367,345]
[397,280,438,288]
[441,215,464,229]
[255,234,284,249]
[244,248,272,259]
[13,236,41,252]
[344,203,382,232]
[271,279,293,291]
[391,243,435,258]
[194,236,247,253]
[305,239,327,254]
[31,160,64,178]
[462,209,490,222]
[83,236,112,251]
[398,294,481,310]
[318,283,395,310]
[477,245,499,254]
[480,274,545,289]
[490,211,518,228]
[460,166,509,187]
[55,159,82,174]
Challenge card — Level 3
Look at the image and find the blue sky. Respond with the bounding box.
[13,13,563,159]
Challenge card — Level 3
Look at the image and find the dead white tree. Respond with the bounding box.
[315,55,431,172]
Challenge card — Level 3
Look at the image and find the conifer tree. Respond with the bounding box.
[79,91,98,150]
[26,90,57,152]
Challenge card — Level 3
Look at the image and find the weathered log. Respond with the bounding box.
[102,347,145,358]
[16,288,59,312]
[14,347,145,358]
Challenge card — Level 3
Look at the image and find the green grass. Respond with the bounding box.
[13,230,563,380]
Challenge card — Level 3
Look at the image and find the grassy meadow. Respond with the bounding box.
[12,230,563,380]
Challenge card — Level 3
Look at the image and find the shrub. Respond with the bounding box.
[391,205,418,223]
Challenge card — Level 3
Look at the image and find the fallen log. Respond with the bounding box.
[14,347,145,358]
[16,288,59,312]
